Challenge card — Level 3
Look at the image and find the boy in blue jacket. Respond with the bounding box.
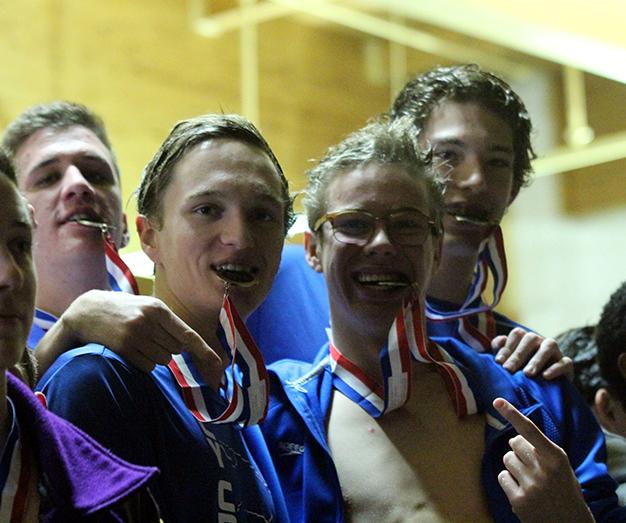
[261,117,624,522]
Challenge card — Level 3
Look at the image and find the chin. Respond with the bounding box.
[227,293,261,320]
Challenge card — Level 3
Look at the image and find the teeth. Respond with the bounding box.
[68,213,98,222]
[217,264,248,272]
[356,273,408,288]
[374,281,409,288]
[214,264,258,287]
[450,213,493,226]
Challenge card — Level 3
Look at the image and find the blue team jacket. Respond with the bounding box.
[37,344,289,523]
[261,340,626,523]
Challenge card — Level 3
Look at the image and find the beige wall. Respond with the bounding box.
[2,1,625,335]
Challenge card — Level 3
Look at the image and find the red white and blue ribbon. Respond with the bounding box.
[100,229,269,427]
[330,298,477,418]
[104,234,139,295]
[32,308,58,334]
[34,226,269,427]
[425,226,507,352]
[0,401,40,522]
[168,293,269,427]
[32,232,139,335]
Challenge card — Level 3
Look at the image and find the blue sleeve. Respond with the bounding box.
[530,378,626,521]
[492,310,532,337]
[27,323,46,351]
[36,345,157,467]
[247,244,330,363]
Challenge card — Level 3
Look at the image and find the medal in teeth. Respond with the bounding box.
[214,263,258,287]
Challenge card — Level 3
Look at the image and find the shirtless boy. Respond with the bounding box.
[260,117,623,522]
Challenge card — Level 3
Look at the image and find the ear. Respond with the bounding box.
[27,203,37,229]
[304,231,323,273]
[119,213,130,249]
[594,388,619,433]
[136,214,160,264]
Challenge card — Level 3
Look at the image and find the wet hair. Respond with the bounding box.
[137,113,294,235]
[304,116,445,234]
[0,147,17,183]
[1,101,120,179]
[556,326,606,407]
[596,281,626,410]
[390,64,535,199]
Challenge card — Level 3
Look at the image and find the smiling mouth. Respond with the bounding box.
[213,264,259,288]
[355,272,410,290]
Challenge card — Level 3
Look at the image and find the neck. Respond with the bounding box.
[428,235,482,305]
[35,252,111,317]
[330,305,431,388]
[153,276,224,357]
[153,277,232,391]
[330,314,392,386]
[0,373,10,453]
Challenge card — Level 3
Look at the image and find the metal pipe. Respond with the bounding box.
[562,66,594,146]
[239,0,260,124]
[533,130,626,177]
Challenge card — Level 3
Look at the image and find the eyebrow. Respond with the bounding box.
[29,152,112,173]
[431,138,514,154]
[187,188,283,206]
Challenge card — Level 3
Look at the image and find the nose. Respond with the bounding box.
[219,209,253,249]
[60,165,96,203]
[0,247,24,292]
[363,222,396,257]
[454,156,487,193]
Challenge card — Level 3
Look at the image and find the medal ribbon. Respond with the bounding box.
[425,226,507,351]
[168,293,269,427]
[32,308,58,334]
[100,228,270,427]
[35,226,269,427]
[32,231,139,335]
[330,298,477,418]
[104,234,140,295]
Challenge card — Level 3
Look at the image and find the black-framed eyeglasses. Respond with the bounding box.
[313,208,438,247]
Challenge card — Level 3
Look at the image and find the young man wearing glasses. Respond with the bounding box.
[249,64,570,380]
[260,118,624,522]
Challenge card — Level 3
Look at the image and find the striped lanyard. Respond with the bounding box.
[32,231,139,334]
[35,226,269,427]
[425,226,507,352]
[168,291,269,427]
[0,400,40,522]
[104,234,139,295]
[329,298,477,418]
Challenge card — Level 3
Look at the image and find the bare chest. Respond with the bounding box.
[327,370,492,522]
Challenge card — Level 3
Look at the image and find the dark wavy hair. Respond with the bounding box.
[596,281,626,410]
[556,326,606,407]
[390,64,535,200]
